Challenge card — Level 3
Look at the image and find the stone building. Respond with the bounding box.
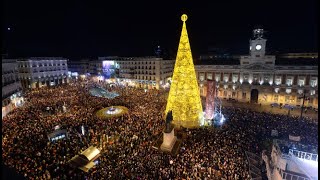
[195,29,318,108]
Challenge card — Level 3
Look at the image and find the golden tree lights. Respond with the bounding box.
[165,14,203,128]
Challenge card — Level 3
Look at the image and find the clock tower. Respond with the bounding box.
[249,28,267,58]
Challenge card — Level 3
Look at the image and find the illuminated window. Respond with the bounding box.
[275,77,282,85]
[223,74,229,82]
[199,74,204,81]
[285,96,290,103]
[298,89,303,95]
[310,90,315,96]
[286,78,293,86]
[207,73,212,80]
[232,74,238,83]
[215,73,221,82]
[274,95,279,102]
[232,85,236,90]
[285,88,291,94]
[298,79,305,86]
[310,79,317,87]
[274,88,280,93]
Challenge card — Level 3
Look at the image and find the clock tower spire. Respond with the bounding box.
[249,28,267,58]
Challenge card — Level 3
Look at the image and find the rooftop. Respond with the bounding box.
[195,57,318,66]
[275,58,318,66]
[17,57,68,61]
[195,58,240,65]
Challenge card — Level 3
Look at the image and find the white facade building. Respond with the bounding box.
[195,29,318,108]
[116,57,174,89]
[17,57,69,89]
[97,56,174,89]
[2,59,24,118]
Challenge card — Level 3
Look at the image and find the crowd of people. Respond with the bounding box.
[2,80,318,179]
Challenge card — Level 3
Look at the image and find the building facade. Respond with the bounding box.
[195,29,318,108]
[71,56,175,89]
[2,59,24,118]
[68,59,89,77]
[114,57,174,89]
[17,57,69,89]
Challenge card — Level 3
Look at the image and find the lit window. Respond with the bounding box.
[298,79,305,87]
[232,75,238,83]
[275,77,282,85]
[297,89,303,95]
[224,85,228,89]
[223,74,229,82]
[285,88,291,94]
[199,74,204,81]
[232,85,236,90]
[310,90,315,96]
[274,95,279,102]
[310,79,317,87]
[207,73,212,80]
[285,96,290,103]
[286,78,293,86]
[215,74,221,82]
[274,88,280,93]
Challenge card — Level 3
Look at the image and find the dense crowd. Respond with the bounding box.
[2,80,318,179]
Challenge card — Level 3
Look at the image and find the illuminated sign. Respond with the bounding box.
[102,61,115,78]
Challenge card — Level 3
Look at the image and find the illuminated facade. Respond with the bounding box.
[196,29,318,108]
[2,59,24,118]
[165,14,203,128]
[205,80,215,119]
[97,56,174,89]
[17,57,69,89]
[67,56,174,89]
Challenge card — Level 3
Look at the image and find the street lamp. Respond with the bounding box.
[298,90,310,120]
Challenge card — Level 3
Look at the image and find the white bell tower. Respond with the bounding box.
[249,28,267,58]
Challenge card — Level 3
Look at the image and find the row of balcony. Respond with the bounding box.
[19,72,68,79]
[200,79,318,88]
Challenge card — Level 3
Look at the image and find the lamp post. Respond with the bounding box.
[298,90,310,120]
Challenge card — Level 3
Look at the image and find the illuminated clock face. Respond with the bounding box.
[255,44,262,50]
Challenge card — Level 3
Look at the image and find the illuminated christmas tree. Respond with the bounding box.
[165,14,203,128]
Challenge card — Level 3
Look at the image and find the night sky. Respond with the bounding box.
[3,0,318,59]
